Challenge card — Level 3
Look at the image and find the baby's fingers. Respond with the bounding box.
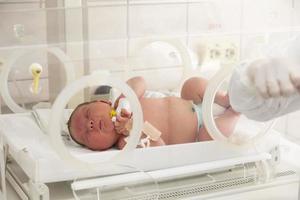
[114,121,121,127]
[115,126,124,133]
[116,115,129,123]
[115,126,129,135]
[121,109,132,118]
[119,127,130,136]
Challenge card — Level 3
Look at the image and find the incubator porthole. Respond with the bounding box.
[49,72,144,169]
[0,47,75,113]
[202,64,275,147]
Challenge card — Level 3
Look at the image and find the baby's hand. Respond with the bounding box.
[114,109,132,136]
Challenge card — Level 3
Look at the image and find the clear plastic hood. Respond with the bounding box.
[0,0,285,178]
[0,3,299,200]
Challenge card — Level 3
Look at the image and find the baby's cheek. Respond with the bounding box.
[88,135,108,150]
[87,141,102,151]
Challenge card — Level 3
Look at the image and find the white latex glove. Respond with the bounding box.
[247,58,300,98]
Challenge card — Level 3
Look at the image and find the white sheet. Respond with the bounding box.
[32,108,73,133]
[0,113,93,157]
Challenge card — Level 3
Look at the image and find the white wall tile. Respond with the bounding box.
[89,39,127,58]
[292,0,300,27]
[242,0,293,32]
[88,6,127,40]
[189,0,241,33]
[0,4,47,46]
[129,4,186,37]
[240,32,291,60]
[88,39,127,71]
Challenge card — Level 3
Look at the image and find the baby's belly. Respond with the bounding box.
[141,98,199,145]
[167,99,199,144]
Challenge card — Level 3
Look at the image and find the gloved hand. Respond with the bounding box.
[246,58,300,98]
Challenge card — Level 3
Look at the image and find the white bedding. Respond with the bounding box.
[0,113,100,157]
[32,108,73,134]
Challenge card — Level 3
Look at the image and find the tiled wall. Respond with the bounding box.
[86,0,299,66]
[1,0,298,64]
[1,0,300,139]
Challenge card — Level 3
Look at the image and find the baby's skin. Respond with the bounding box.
[68,77,240,151]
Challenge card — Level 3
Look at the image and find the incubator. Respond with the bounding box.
[0,2,300,200]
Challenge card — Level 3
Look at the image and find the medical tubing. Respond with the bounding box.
[49,72,144,170]
[0,47,75,113]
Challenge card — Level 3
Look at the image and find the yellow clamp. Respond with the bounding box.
[110,109,117,118]
[29,63,43,94]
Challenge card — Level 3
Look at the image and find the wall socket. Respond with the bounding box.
[195,36,240,65]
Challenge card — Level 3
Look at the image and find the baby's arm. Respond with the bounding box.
[114,76,147,107]
[114,110,132,136]
[199,108,240,141]
[126,76,147,99]
[114,76,146,135]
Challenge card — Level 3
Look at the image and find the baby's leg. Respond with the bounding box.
[181,77,207,104]
[198,108,240,141]
[181,77,229,107]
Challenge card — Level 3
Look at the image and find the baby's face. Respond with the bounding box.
[69,100,119,150]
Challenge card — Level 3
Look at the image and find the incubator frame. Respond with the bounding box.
[0,38,287,200]
[0,2,299,200]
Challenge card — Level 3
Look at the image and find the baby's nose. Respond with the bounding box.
[87,120,94,131]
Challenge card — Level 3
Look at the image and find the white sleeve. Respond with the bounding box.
[228,63,300,121]
[228,35,300,121]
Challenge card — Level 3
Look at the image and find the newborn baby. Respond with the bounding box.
[67,76,240,151]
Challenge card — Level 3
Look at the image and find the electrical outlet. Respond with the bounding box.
[223,41,239,62]
[200,37,240,65]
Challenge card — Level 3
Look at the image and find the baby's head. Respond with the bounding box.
[67,100,120,151]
